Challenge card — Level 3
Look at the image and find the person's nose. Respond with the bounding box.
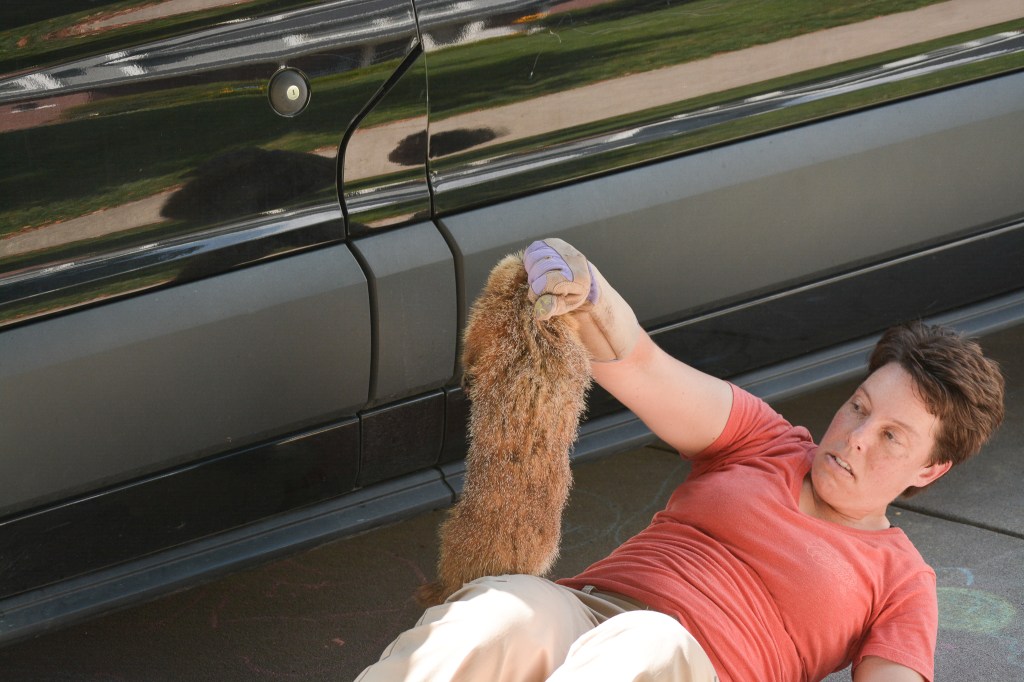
[848,422,868,452]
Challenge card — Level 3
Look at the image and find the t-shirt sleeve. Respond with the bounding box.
[689,384,813,474]
[852,569,937,681]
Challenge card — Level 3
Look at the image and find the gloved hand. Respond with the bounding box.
[524,238,640,362]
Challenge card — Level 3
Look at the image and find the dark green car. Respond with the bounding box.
[1,0,1022,643]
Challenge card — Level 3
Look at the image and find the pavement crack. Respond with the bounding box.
[891,502,1024,542]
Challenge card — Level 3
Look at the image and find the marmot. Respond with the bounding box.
[416,253,593,606]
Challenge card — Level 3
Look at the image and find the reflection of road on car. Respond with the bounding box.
[1,0,1022,645]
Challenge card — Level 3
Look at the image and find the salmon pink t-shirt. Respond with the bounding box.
[559,385,937,681]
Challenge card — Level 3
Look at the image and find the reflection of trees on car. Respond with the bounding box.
[161,149,335,222]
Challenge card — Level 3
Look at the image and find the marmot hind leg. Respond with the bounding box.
[416,253,592,606]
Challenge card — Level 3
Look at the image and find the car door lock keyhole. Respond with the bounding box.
[269,68,310,117]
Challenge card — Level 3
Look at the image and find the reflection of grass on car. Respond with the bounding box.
[0,0,285,74]
[499,17,1024,159]
[425,0,952,120]
[0,60,398,240]
[0,0,1015,241]
[433,19,1024,210]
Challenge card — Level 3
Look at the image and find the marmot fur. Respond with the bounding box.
[416,253,592,606]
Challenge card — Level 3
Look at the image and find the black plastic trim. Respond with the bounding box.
[651,219,1024,383]
[0,419,361,601]
[733,286,1024,403]
[359,391,446,486]
[0,468,450,646]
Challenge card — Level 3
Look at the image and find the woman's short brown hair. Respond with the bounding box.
[869,322,1005,497]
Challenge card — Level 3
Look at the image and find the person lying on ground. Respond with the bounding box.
[357,238,1005,682]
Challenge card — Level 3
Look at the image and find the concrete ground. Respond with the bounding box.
[0,323,1020,680]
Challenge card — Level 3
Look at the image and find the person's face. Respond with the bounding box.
[810,363,950,527]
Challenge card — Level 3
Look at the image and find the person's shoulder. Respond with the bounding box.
[691,385,814,468]
[728,385,814,448]
[872,526,936,590]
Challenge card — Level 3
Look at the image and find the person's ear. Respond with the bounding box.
[916,460,952,487]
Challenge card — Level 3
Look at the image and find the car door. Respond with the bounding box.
[0,0,458,627]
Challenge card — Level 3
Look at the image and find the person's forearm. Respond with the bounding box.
[591,332,733,457]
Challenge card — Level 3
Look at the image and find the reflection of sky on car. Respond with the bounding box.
[0,0,415,100]
[54,0,264,38]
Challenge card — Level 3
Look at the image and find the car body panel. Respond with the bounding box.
[0,0,419,327]
[342,49,431,234]
[0,243,370,517]
[1,0,1022,644]
[350,221,458,404]
[441,72,1024,336]
[0,417,363,599]
[418,0,1024,214]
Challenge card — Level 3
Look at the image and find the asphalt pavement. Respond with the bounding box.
[0,323,1020,680]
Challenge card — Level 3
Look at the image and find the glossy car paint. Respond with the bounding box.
[443,74,1024,334]
[418,0,1024,213]
[1,0,1023,643]
[1,0,419,326]
[0,243,370,516]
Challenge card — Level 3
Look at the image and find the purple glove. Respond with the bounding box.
[524,239,598,320]
[522,238,640,361]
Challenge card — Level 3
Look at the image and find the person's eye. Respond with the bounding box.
[884,430,899,444]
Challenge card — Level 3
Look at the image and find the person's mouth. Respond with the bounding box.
[828,452,855,478]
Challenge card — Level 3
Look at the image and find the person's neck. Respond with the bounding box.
[800,475,891,531]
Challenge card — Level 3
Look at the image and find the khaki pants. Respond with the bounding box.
[356,575,719,682]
